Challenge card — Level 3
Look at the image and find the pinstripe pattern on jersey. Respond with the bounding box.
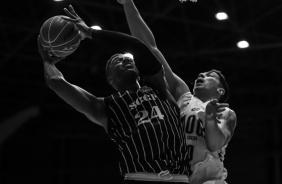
[104,86,189,175]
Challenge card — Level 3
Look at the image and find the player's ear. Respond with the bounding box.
[108,77,113,85]
[217,88,225,96]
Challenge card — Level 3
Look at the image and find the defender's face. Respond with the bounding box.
[108,55,139,85]
[193,71,221,94]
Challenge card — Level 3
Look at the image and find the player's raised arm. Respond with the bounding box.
[204,99,237,152]
[118,0,190,101]
[62,5,171,98]
[38,36,107,129]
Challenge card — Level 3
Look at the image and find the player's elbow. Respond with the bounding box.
[45,76,65,90]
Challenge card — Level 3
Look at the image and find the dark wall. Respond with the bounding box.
[0,0,281,184]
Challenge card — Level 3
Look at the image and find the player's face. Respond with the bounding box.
[108,55,139,87]
[193,71,221,94]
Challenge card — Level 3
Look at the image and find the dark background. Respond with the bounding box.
[0,0,281,183]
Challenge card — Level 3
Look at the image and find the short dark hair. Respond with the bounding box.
[105,53,123,82]
[211,69,229,102]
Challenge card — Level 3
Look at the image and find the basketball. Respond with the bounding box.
[39,15,81,58]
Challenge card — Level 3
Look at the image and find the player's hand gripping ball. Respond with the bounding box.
[39,15,82,58]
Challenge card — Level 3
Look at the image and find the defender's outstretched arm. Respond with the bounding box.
[118,0,190,101]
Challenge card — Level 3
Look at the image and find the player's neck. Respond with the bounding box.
[194,88,220,102]
[118,81,141,93]
[194,95,208,103]
[194,93,216,103]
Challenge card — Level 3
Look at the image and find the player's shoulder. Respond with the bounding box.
[177,91,192,107]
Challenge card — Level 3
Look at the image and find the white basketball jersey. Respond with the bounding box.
[177,92,227,184]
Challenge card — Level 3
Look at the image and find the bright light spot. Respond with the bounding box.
[123,53,134,60]
[237,40,249,49]
[54,0,64,1]
[91,25,102,30]
[215,12,228,20]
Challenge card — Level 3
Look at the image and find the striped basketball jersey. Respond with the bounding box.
[177,92,227,184]
[104,86,189,176]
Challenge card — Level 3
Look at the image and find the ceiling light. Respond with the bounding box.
[237,40,249,49]
[215,12,228,21]
[91,25,102,30]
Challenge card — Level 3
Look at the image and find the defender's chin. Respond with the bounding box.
[193,86,203,94]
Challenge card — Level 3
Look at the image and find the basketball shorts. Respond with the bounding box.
[189,153,227,184]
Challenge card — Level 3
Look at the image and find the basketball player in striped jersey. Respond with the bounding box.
[38,5,190,184]
[118,1,237,184]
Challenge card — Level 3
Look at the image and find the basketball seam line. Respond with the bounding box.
[51,22,69,44]
[41,16,80,57]
[40,16,56,43]
[51,34,80,48]
[48,17,58,57]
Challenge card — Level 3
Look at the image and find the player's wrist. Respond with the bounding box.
[78,26,93,39]
[205,113,216,122]
[206,119,215,124]
[85,27,95,39]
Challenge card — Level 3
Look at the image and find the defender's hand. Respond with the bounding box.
[205,99,229,123]
[62,5,92,39]
[37,35,64,64]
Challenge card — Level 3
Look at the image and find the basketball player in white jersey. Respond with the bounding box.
[118,1,237,184]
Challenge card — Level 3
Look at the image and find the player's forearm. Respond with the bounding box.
[43,61,64,88]
[122,1,184,97]
[91,29,140,50]
[205,119,226,152]
[123,0,156,47]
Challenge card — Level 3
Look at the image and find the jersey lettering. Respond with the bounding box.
[184,115,205,138]
[185,115,195,134]
[196,119,205,137]
[129,94,157,110]
[187,145,194,161]
[135,110,151,125]
[151,106,164,120]
[135,106,164,126]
